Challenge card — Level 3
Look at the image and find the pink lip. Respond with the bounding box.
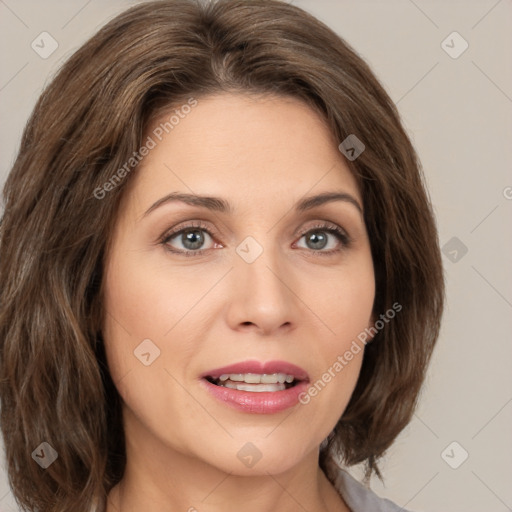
[200,359,309,380]
[200,378,310,414]
[199,359,310,414]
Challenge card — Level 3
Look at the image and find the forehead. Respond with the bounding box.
[123,92,362,215]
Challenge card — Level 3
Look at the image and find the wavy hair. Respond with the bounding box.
[0,0,445,509]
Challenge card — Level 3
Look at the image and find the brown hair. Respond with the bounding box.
[0,0,445,509]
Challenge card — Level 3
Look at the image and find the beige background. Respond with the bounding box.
[1,1,511,511]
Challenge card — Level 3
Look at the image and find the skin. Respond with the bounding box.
[103,92,376,512]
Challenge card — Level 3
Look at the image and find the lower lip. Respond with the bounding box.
[200,378,309,414]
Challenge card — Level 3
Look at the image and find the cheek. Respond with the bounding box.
[103,247,222,340]
[320,256,375,340]
[102,254,170,340]
[293,347,364,451]
[299,257,374,426]
[100,250,178,401]
[100,246,215,424]
[100,254,198,445]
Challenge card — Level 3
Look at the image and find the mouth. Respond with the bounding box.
[201,360,309,393]
[204,373,301,392]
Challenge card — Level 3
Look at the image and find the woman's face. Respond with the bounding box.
[103,92,375,476]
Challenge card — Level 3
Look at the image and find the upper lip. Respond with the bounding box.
[201,360,309,381]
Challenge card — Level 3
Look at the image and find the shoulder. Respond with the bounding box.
[333,467,415,512]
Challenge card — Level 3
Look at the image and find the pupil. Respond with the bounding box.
[308,232,327,250]
[183,229,204,250]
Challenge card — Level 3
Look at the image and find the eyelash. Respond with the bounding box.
[159,221,351,257]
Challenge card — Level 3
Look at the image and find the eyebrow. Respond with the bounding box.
[142,190,363,218]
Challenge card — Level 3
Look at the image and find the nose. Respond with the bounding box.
[225,241,300,336]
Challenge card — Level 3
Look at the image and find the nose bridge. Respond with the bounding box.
[229,230,297,332]
[237,232,288,298]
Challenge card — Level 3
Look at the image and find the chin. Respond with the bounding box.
[190,435,317,477]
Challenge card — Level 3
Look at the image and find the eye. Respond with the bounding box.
[295,222,350,255]
[159,220,351,257]
[160,221,218,256]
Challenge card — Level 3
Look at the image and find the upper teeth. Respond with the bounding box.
[217,373,295,384]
